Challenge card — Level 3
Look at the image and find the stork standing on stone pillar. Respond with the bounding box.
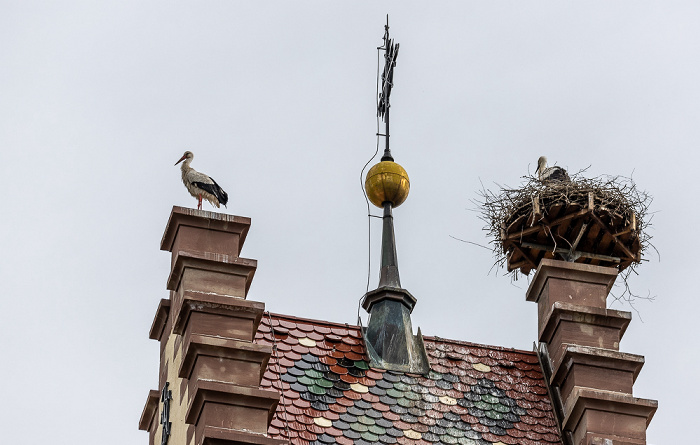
[175,151,228,210]
[536,156,570,182]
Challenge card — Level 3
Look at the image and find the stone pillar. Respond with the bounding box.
[526,259,657,445]
[140,207,287,445]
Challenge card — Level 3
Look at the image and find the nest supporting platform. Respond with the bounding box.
[502,190,640,276]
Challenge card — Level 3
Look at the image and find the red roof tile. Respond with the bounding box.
[255,313,562,445]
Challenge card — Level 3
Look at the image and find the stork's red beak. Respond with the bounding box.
[175,155,187,166]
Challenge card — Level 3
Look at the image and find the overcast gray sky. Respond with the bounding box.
[1,2,695,444]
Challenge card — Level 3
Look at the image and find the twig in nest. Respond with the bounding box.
[449,235,492,251]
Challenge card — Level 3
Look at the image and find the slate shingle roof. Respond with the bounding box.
[255,313,561,445]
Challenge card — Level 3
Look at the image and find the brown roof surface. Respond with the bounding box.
[256,313,561,445]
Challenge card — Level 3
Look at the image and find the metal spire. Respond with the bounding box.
[378,202,401,288]
[361,18,429,375]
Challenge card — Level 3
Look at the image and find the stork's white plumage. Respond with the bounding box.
[175,151,229,210]
[536,156,570,182]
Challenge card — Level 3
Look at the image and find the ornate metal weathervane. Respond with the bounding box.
[378,17,399,162]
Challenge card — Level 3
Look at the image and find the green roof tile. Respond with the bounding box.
[350,422,369,433]
[368,424,386,435]
[474,400,491,410]
[393,382,411,392]
[397,397,416,408]
[404,391,421,401]
[485,410,503,420]
[386,388,405,398]
[358,415,375,426]
[304,369,324,379]
[361,431,379,442]
[440,434,459,444]
[493,403,511,413]
[354,361,369,370]
[446,427,464,438]
[309,384,327,395]
[481,394,499,404]
[297,376,316,386]
[428,371,442,380]
[317,378,334,388]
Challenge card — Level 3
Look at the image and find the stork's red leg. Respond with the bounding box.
[198,195,202,210]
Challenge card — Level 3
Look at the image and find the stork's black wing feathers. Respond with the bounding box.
[547,167,570,182]
[192,180,229,207]
[542,166,570,182]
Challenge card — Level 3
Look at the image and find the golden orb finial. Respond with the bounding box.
[365,160,410,208]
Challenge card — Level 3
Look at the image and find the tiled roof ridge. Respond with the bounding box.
[423,335,537,357]
[265,311,358,330]
[264,311,538,357]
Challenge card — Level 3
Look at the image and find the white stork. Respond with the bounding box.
[175,151,229,210]
[536,156,570,182]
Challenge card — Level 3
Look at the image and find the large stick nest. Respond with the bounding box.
[478,170,654,279]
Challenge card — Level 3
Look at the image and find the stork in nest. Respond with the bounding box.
[536,156,570,182]
[175,151,229,210]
